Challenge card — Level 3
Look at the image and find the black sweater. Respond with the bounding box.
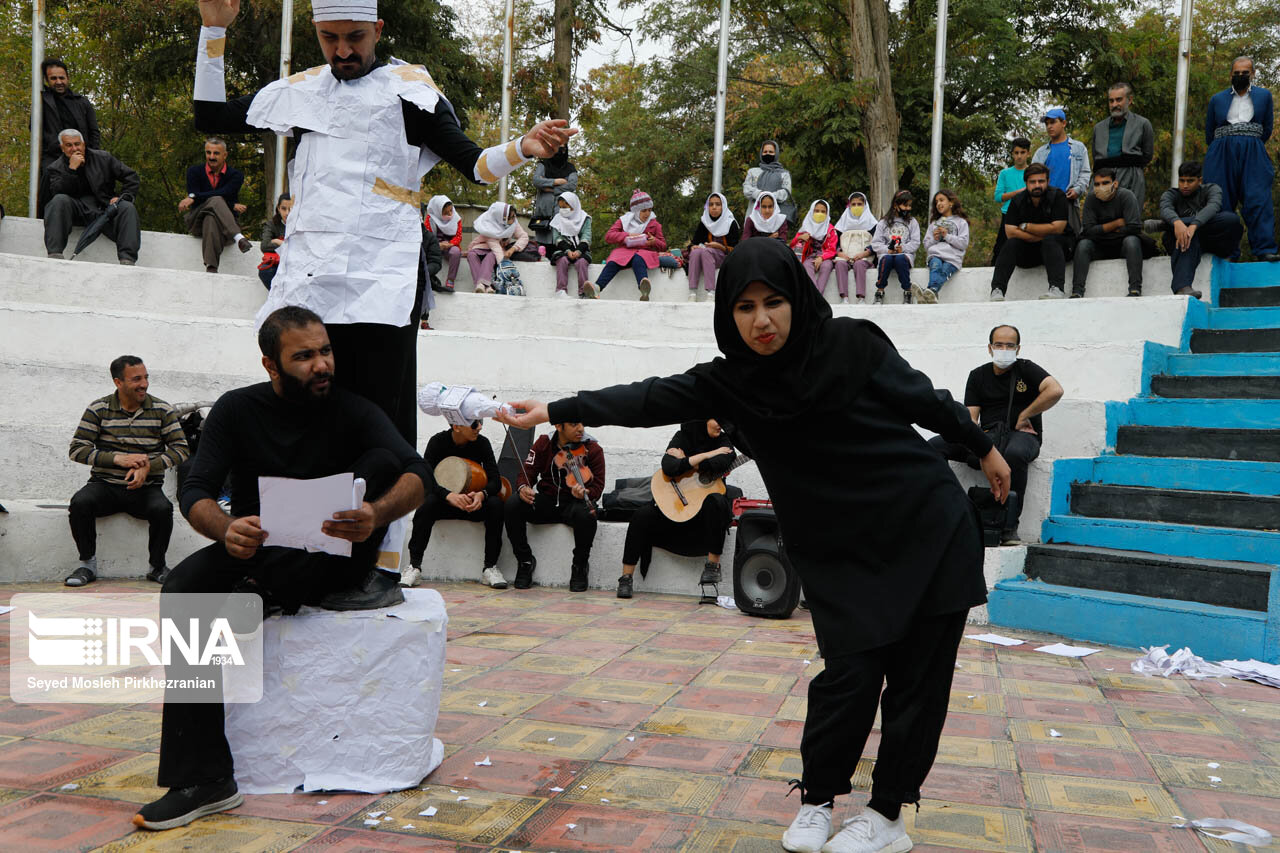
[422,430,500,501]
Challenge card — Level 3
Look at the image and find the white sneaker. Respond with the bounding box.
[989,288,1005,302]
[840,296,850,304]
[555,290,568,298]
[688,291,698,302]
[914,284,938,305]
[638,277,651,301]
[482,567,508,589]
[821,808,912,853]
[1040,286,1066,299]
[856,295,865,304]
[398,565,422,588]
[783,803,834,853]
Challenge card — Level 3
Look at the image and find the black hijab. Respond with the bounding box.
[690,237,890,420]
[541,145,575,180]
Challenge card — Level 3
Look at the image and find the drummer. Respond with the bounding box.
[402,418,507,589]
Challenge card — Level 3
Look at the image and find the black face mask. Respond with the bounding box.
[761,153,776,164]
[1232,72,1251,93]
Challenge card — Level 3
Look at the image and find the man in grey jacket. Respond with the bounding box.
[1071,168,1154,298]
[1150,160,1243,298]
[1033,108,1091,236]
[1091,83,1154,209]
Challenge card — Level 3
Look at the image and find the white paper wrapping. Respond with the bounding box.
[417,382,513,424]
[194,27,227,102]
[225,588,448,794]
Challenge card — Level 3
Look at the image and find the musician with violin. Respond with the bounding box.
[504,421,605,591]
[402,418,506,589]
[618,419,741,599]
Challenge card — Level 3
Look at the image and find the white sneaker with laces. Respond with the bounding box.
[782,803,834,852]
[688,291,698,302]
[821,808,912,853]
[482,567,508,589]
[398,565,422,588]
[989,288,1005,302]
[840,296,850,304]
[1040,286,1066,299]
[555,289,568,298]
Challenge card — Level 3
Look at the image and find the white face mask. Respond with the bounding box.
[992,349,1018,369]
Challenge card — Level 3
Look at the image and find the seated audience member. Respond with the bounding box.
[466,202,528,293]
[989,163,1072,301]
[791,199,839,294]
[618,420,740,599]
[917,189,970,304]
[743,139,797,225]
[1032,107,1091,235]
[425,194,463,291]
[586,189,665,301]
[504,421,605,591]
[258,193,291,289]
[42,129,141,265]
[530,145,578,250]
[929,325,1063,544]
[403,418,505,589]
[178,137,251,273]
[1072,168,1154,298]
[991,137,1030,262]
[741,191,789,242]
[686,192,740,301]
[1150,161,1244,298]
[832,192,878,304]
[870,190,920,304]
[134,306,428,832]
[548,191,592,298]
[65,355,190,588]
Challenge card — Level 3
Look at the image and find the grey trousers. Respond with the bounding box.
[1072,234,1144,293]
[44,195,140,262]
[184,196,240,270]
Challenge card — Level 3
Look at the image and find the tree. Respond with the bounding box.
[847,0,899,213]
[552,0,573,120]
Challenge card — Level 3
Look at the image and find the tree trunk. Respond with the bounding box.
[847,0,899,216]
[551,0,574,120]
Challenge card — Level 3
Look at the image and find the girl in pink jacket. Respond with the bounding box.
[790,199,840,293]
[466,201,529,293]
[583,189,666,301]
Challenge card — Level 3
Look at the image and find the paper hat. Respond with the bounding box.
[312,0,378,22]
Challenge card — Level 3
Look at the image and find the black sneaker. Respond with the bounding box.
[514,557,536,589]
[133,778,242,830]
[873,290,884,305]
[902,289,913,304]
[569,562,589,592]
[616,575,633,599]
[146,565,169,585]
[319,570,405,611]
[699,562,722,585]
[1070,288,1085,299]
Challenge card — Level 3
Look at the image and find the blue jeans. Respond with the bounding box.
[876,254,912,290]
[595,254,648,290]
[926,257,957,292]
[1163,212,1244,292]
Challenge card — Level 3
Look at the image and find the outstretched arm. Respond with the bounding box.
[501,373,710,432]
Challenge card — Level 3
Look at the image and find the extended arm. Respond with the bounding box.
[504,372,710,434]
[867,344,994,458]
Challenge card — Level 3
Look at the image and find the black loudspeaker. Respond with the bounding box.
[733,508,802,619]
[498,426,534,492]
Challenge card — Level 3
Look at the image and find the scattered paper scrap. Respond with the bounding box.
[579,785,588,789]
[549,787,564,792]
[1209,776,1222,783]
[363,819,380,827]
[367,811,386,818]
[382,816,392,822]
[803,659,812,666]
[317,800,328,805]
[0,606,13,616]
[547,737,556,742]
[1220,659,1280,689]
[600,798,610,803]
[450,668,462,672]
[626,736,636,741]
[967,695,976,699]
[744,640,753,643]
[477,701,488,707]
[419,807,438,817]
[965,633,1024,647]
[60,783,78,791]
[1049,729,1063,738]
[716,595,736,610]
[1036,643,1100,658]
[1132,646,1233,680]
[403,824,414,829]
[475,756,492,766]
[457,796,469,801]
[566,823,578,829]
[1174,818,1272,845]
[1207,762,1220,769]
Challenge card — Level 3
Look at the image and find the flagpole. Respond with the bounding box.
[1170,0,1194,183]
[498,0,514,203]
[29,0,46,216]
[926,0,948,203]
[711,0,730,194]
[272,0,294,203]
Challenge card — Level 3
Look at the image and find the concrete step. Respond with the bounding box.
[1164,352,1280,376]
[1190,328,1280,353]
[1024,543,1276,611]
[1055,455,1280,497]
[1220,286,1280,308]
[1042,515,1280,565]
[987,578,1274,662]
[1219,260,1280,288]
[1149,374,1280,398]
[1118,398,1280,429]
[1207,306,1280,329]
[1115,426,1280,461]
[1069,482,1280,531]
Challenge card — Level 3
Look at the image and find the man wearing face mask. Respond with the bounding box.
[1090,83,1155,209]
[929,325,1063,544]
[1071,168,1155,298]
[1202,57,1277,262]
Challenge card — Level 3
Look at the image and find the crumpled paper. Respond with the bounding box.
[1132,646,1235,680]
[1173,817,1272,845]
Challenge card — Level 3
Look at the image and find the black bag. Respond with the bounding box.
[527,215,553,233]
[600,476,654,521]
[969,487,1022,547]
[509,247,542,262]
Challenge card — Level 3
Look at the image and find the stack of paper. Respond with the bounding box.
[1219,659,1280,689]
[1132,646,1234,680]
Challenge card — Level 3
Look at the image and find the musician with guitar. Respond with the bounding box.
[504,421,605,591]
[402,418,506,589]
[617,420,742,599]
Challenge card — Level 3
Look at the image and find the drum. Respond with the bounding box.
[433,457,488,494]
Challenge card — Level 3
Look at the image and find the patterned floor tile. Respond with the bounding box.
[922,765,1026,808]
[726,640,816,658]
[952,659,999,677]
[933,735,1018,771]
[438,688,549,717]
[1206,695,1280,721]
[431,711,507,746]
[1022,772,1182,820]
[427,746,586,796]
[0,738,137,789]
[98,814,326,850]
[58,752,160,804]
[691,669,795,694]
[1008,720,1137,750]
[678,817,789,852]
[561,677,681,705]
[502,802,695,851]
[757,719,804,749]
[952,672,1001,694]
[1030,810,1208,853]
[292,827,487,851]
[1004,697,1120,725]
[947,691,1006,716]
[997,662,1098,684]
[708,777,854,827]
[1093,672,1198,694]
[0,791,142,851]
[775,695,807,722]
[621,646,724,667]
[904,798,1034,852]
[534,637,637,659]
[348,786,544,846]
[565,627,661,646]
[940,712,1009,740]
[235,791,379,824]
[665,623,751,640]
[506,652,608,676]
[42,709,163,753]
[593,659,705,685]
[736,746,804,782]
[449,632,549,652]
[484,618,579,638]
[589,615,682,633]
[442,664,487,686]
[1169,786,1280,835]
[457,667,577,694]
[1101,687,1218,713]
[558,763,724,815]
[703,654,807,677]
[647,632,738,653]
[1192,677,1280,704]
[1013,743,1158,782]
[1127,729,1256,764]
[524,695,657,729]
[445,645,521,667]
[667,687,786,718]
[1115,708,1242,737]
[639,709,769,743]
[1001,678,1106,703]
[601,734,752,775]
[1148,753,1280,795]
[0,701,101,737]
[481,719,627,760]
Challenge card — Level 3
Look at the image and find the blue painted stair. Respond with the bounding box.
[989,257,1280,662]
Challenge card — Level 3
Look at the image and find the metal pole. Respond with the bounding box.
[1170,0,1194,184]
[926,0,947,204]
[498,0,514,203]
[29,0,45,217]
[711,0,731,194]
[273,0,293,203]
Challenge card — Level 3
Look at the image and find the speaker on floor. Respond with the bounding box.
[732,508,801,619]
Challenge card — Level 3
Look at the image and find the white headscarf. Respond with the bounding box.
[700,192,736,238]
[748,191,787,234]
[835,192,878,233]
[619,199,655,235]
[426,195,459,237]
[799,199,831,241]
[549,191,588,236]
[473,201,517,240]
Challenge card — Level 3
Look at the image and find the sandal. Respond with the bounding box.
[64,566,96,587]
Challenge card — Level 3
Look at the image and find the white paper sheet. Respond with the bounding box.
[1131,646,1234,680]
[965,633,1024,646]
[0,606,12,617]
[1219,659,1280,689]
[258,473,361,557]
[1035,642,1100,658]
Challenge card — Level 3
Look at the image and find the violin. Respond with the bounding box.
[553,441,597,516]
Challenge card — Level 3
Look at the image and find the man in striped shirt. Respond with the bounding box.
[65,355,190,587]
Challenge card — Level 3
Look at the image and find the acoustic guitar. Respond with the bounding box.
[650,454,752,523]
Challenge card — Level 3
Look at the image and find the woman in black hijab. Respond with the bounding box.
[501,237,1010,853]
[531,145,578,249]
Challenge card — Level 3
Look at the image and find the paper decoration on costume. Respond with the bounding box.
[258,473,364,557]
[311,0,378,22]
[1035,642,1100,658]
[1131,646,1234,680]
[965,633,1025,646]
[417,382,514,426]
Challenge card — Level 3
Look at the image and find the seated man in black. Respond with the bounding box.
[134,306,429,832]
[929,324,1063,544]
[504,421,605,591]
[618,419,740,599]
[403,417,506,589]
[989,163,1073,301]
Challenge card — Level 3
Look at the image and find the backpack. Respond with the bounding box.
[492,259,525,296]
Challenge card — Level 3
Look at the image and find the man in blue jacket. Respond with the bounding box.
[1203,57,1277,262]
[177,137,252,273]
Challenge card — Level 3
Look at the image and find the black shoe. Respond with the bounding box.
[319,570,405,611]
[569,562,589,592]
[902,289,913,304]
[799,597,810,611]
[237,237,253,253]
[1126,286,1142,297]
[699,562,722,585]
[514,556,536,589]
[133,778,242,831]
[1070,288,1085,299]
[1260,253,1280,263]
[1174,285,1204,299]
[873,290,884,305]
[616,575,633,599]
[146,565,169,585]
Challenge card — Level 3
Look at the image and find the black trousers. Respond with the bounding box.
[155,448,399,789]
[43,195,141,262]
[621,495,732,574]
[504,492,597,566]
[799,609,967,805]
[326,322,418,446]
[929,432,1040,528]
[68,481,172,569]
[408,492,504,568]
[990,233,1071,292]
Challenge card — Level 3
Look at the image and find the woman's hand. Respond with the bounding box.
[980,447,1012,504]
[499,400,550,429]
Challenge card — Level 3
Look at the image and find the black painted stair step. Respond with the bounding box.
[1071,482,1280,530]
[1025,543,1275,611]
[1191,328,1280,354]
[1221,286,1280,308]
[1116,426,1280,462]
[1151,375,1280,399]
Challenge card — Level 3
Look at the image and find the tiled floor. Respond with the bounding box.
[3,579,1280,851]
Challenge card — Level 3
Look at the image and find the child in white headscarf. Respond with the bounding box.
[742,191,789,241]
[790,199,839,295]
[685,192,740,301]
[548,192,593,297]
[466,201,529,293]
[425,194,462,291]
[831,192,878,304]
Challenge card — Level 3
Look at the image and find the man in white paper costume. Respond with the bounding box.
[192,0,575,443]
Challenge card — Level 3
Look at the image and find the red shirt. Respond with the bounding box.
[205,163,227,189]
